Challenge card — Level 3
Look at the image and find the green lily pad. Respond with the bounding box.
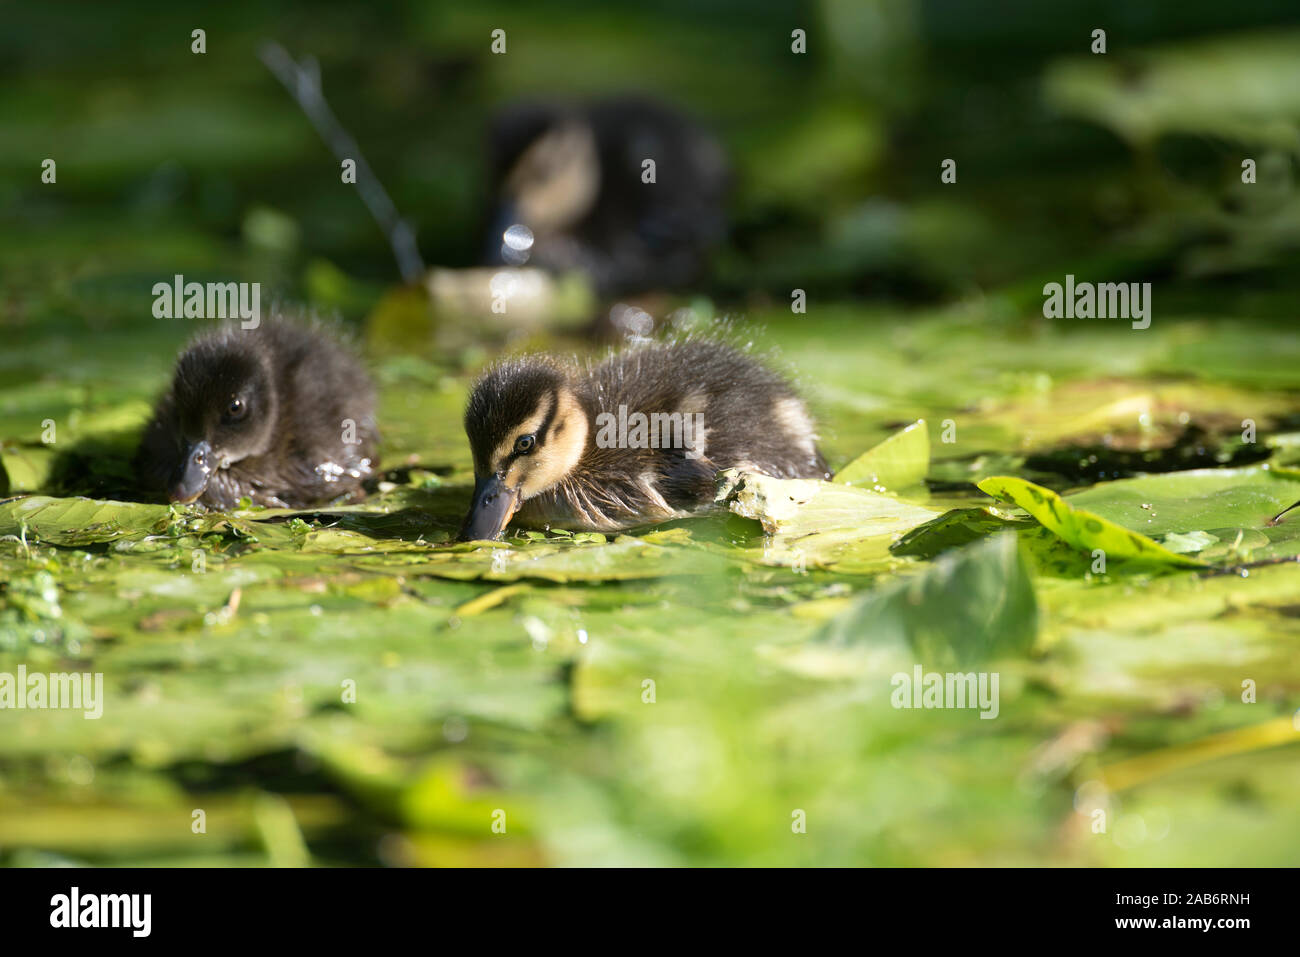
[977,476,1204,568]
[0,495,194,546]
[833,420,929,491]
[716,469,937,572]
[818,533,1038,668]
[718,469,936,539]
[0,443,58,494]
[1065,467,1300,538]
[419,535,727,583]
[891,506,1028,560]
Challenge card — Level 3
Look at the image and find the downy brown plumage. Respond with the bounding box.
[136,318,378,509]
[459,337,826,540]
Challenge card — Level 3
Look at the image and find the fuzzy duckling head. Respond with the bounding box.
[167,337,278,503]
[486,105,601,263]
[460,358,590,540]
[500,120,600,238]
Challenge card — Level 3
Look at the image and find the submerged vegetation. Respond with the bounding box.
[4,1,1300,865]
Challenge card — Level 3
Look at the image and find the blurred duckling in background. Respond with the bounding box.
[136,319,378,509]
[459,338,826,540]
[483,95,729,295]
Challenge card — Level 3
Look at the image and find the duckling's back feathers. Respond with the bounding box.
[578,339,825,481]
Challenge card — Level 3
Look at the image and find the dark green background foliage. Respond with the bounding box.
[2,1,1299,865]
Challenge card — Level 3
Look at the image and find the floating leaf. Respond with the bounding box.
[819,533,1038,668]
[1065,467,1300,538]
[718,469,935,539]
[0,496,176,546]
[833,420,929,491]
[1063,468,1300,563]
[891,506,1027,560]
[413,535,727,584]
[976,476,1204,567]
[716,469,936,572]
[0,443,58,494]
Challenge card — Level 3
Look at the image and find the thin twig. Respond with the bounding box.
[258,41,425,283]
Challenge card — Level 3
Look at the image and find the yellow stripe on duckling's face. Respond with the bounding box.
[495,386,589,500]
[490,390,553,471]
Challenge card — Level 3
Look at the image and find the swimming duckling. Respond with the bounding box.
[459,339,826,540]
[483,95,729,294]
[135,319,378,509]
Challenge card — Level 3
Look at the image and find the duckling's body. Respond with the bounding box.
[460,339,826,539]
[484,96,729,294]
[136,319,378,509]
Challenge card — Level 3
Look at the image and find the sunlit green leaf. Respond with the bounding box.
[833,419,929,491]
[977,476,1204,567]
[819,533,1038,668]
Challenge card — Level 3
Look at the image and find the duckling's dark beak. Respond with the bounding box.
[169,440,214,504]
[459,474,520,541]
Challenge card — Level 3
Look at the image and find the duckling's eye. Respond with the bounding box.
[225,397,246,421]
[514,434,536,455]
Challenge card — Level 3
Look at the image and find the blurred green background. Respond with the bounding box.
[6,0,1300,308]
[2,0,1300,867]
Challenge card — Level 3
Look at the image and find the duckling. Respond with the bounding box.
[483,95,729,294]
[135,318,378,509]
[459,338,826,540]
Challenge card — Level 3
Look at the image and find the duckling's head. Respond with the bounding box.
[168,335,278,503]
[460,359,589,540]
[488,117,600,260]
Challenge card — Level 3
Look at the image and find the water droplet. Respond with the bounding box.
[503,223,534,252]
